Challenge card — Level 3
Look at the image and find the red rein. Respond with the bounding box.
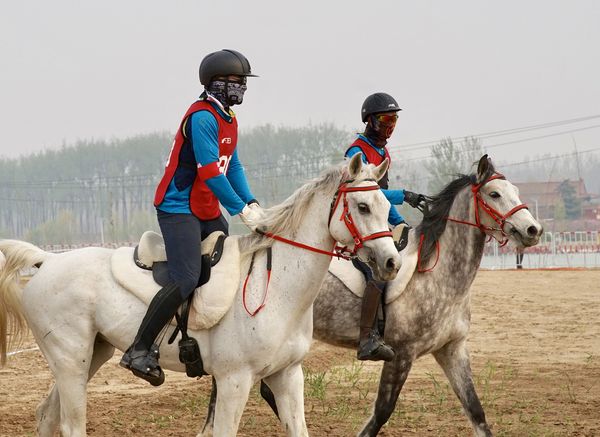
[418,173,528,273]
[243,180,393,316]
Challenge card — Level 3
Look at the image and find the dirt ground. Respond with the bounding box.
[1,270,599,437]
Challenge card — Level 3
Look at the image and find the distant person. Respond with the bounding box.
[516,247,524,269]
[120,49,263,385]
[345,92,426,362]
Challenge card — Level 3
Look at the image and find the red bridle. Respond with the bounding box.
[418,173,529,273]
[244,179,393,316]
[259,179,393,260]
[446,173,528,246]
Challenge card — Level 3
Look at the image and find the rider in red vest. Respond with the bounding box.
[346,93,425,362]
[120,49,263,385]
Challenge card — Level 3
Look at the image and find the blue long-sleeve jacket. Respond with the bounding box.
[158,101,255,216]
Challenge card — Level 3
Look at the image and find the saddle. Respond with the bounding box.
[134,230,226,288]
[111,230,241,332]
[329,226,419,304]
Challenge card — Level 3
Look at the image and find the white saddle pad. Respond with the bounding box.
[329,235,419,304]
[111,235,241,331]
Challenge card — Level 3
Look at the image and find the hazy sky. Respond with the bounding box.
[1,0,599,165]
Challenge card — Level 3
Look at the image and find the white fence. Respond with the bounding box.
[38,230,600,270]
[481,230,600,269]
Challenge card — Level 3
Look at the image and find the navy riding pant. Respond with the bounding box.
[157,210,228,299]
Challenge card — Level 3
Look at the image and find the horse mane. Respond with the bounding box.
[416,161,496,265]
[238,162,348,255]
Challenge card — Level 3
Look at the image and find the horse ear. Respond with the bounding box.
[476,154,490,183]
[348,153,363,179]
[373,158,389,182]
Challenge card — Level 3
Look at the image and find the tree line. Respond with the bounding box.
[1,125,597,245]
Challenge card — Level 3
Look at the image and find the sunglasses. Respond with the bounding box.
[375,114,398,124]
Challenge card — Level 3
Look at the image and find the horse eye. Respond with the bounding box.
[489,191,501,199]
[358,203,370,214]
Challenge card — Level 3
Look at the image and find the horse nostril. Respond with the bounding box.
[527,225,539,237]
[386,257,399,272]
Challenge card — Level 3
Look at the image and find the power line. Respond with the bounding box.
[396,124,600,163]
[388,114,600,153]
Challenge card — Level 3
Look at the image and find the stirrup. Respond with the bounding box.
[357,331,395,362]
[120,344,166,386]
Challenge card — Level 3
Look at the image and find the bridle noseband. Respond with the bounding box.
[328,179,393,259]
[259,178,392,260]
[446,173,529,247]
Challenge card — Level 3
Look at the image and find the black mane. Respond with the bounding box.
[416,162,496,265]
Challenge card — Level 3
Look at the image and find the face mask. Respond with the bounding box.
[226,81,247,105]
[365,114,398,147]
[206,79,247,108]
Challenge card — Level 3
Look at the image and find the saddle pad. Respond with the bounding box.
[111,236,241,331]
[329,235,419,304]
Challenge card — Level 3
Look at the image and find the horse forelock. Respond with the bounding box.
[416,162,496,265]
[238,163,347,256]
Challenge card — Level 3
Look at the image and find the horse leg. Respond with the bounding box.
[432,339,492,437]
[208,373,253,437]
[358,356,413,437]
[260,379,279,418]
[263,363,308,436]
[36,335,115,437]
[201,377,280,436]
[198,376,218,437]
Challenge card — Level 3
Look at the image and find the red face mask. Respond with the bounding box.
[375,114,398,138]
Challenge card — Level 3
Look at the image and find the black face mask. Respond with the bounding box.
[206,79,247,108]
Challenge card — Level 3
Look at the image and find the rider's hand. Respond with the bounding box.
[239,204,264,232]
[247,201,264,214]
[403,190,426,209]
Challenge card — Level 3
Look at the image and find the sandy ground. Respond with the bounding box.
[1,270,599,436]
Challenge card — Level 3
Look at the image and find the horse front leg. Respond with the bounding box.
[432,339,493,437]
[358,355,412,437]
[263,363,308,436]
[198,377,218,437]
[207,372,253,437]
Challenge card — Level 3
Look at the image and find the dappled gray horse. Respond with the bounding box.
[202,155,543,436]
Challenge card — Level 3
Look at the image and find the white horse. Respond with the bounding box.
[0,154,401,437]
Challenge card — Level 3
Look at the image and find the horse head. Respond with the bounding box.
[472,154,543,248]
[329,153,401,281]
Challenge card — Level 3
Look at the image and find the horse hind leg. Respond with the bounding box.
[432,339,492,437]
[358,357,413,437]
[36,335,115,437]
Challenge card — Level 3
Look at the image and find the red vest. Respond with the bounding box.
[345,137,391,189]
[154,100,238,220]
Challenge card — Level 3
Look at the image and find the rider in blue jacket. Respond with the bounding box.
[120,49,263,385]
[346,93,425,362]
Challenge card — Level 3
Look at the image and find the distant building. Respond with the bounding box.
[515,179,599,220]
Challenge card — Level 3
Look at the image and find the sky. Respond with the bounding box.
[1,0,599,166]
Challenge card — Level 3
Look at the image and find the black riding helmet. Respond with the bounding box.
[199,49,258,86]
[361,93,402,122]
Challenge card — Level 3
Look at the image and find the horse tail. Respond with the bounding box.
[0,239,51,365]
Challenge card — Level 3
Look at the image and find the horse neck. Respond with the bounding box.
[271,190,336,313]
[429,188,486,291]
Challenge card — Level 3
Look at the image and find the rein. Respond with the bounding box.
[418,173,528,272]
[242,178,393,316]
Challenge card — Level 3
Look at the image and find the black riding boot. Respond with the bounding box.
[120,283,183,386]
[357,281,395,361]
